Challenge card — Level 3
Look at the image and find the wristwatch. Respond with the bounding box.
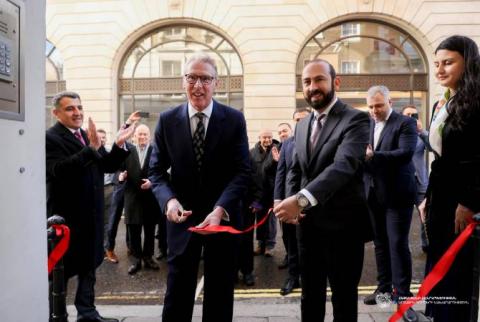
[296,193,310,210]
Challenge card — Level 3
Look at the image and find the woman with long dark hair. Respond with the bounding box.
[422,35,480,321]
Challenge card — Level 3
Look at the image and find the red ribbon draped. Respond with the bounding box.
[188,208,272,234]
[389,220,478,322]
[48,224,70,274]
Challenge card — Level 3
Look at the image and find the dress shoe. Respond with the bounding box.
[280,277,299,296]
[243,273,255,286]
[402,307,418,322]
[264,248,274,257]
[363,288,392,305]
[143,257,159,270]
[253,245,265,256]
[76,316,119,322]
[278,256,288,269]
[104,250,119,263]
[128,260,142,275]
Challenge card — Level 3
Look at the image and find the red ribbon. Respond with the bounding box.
[188,208,272,234]
[48,224,70,274]
[389,220,478,322]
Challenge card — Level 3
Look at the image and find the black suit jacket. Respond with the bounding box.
[149,101,251,255]
[427,107,480,244]
[274,136,295,200]
[46,122,129,276]
[122,144,160,225]
[364,111,417,207]
[288,99,371,238]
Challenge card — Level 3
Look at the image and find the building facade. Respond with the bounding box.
[46,0,480,144]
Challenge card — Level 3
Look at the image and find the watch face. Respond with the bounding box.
[298,196,309,208]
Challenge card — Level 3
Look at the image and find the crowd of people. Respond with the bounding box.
[46,35,480,322]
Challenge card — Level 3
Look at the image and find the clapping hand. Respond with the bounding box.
[87,117,101,150]
[271,146,280,162]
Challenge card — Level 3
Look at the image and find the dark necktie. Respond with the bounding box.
[74,130,86,146]
[192,113,205,170]
[309,114,325,154]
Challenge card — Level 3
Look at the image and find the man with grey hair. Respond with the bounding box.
[149,53,250,321]
[363,85,418,322]
[46,91,136,322]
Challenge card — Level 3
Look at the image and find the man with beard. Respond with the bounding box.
[274,59,371,321]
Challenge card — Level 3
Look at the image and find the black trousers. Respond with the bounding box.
[298,223,364,322]
[105,183,125,251]
[49,269,99,320]
[369,191,414,298]
[237,207,255,276]
[128,222,155,259]
[281,221,300,279]
[162,233,237,322]
[425,237,474,321]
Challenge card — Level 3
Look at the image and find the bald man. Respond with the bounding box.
[250,129,280,256]
[120,124,162,275]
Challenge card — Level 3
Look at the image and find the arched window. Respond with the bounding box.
[296,20,429,124]
[118,25,243,131]
[45,40,65,127]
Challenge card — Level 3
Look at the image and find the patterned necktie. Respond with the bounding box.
[192,113,205,170]
[74,130,86,146]
[309,114,325,154]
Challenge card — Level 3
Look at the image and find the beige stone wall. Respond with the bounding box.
[46,0,480,144]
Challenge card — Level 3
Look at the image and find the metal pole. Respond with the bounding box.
[47,215,68,322]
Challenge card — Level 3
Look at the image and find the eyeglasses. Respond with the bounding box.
[184,74,215,85]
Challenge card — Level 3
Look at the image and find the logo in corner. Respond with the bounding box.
[376,292,392,308]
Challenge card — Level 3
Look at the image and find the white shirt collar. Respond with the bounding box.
[312,96,337,120]
[188,100,213,119]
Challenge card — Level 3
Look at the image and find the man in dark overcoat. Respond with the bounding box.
[46,91,135,322]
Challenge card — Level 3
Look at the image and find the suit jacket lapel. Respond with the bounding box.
[142,145,153,171]
[295,113,310,169]
[369,119,375,146]
[203,101,225,163]
[175,103,196,168]
[375,111,397,150]
[309,101,344,165]
[55,122,86,149]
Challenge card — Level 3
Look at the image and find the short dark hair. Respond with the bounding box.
[304,59,337,81]
[401,105,418,113]
[292,107,311,119]
[277,122,292,129]
[52,91,81,109]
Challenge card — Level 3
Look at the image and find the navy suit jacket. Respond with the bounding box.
[364,111,417,207]
[149,100,250,255]
[287,100,371,238]
[274,136,295,200]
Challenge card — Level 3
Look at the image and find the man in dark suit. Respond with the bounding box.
[119,124,162,275]
[363,86,418,322]
[402,105,430,253]
[274,59,371,321]
[149,54,250,322]
[274,109,310,296]
[46,91,135,322]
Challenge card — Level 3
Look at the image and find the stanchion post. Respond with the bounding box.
[471,214,480,322]
[47,215,68,322]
